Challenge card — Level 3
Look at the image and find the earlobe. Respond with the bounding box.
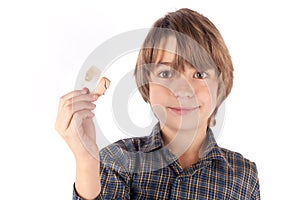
[208,116,216,127]
[208,108,218,127]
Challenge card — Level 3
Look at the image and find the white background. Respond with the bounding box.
[0,0,299,199]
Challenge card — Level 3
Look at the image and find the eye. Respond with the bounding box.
[193,71,208,79]
[158,70,175,78]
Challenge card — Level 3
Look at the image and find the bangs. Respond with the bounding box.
[138,28,219,74]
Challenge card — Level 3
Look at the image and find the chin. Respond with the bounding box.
[161,118,206,133]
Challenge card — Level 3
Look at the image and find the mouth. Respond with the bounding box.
[167,106,199,115]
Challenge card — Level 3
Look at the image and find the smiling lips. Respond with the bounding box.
[168,106,199,115]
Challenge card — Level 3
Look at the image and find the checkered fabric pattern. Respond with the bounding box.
[73,123,260,199]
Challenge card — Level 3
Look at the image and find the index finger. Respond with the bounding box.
[59,87,89,103]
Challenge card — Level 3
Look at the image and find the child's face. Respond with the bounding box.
[148,39,219,132]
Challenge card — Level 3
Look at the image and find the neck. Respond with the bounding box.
[160,123,208,167]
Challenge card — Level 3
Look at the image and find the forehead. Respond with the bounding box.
[144,30,219,73]
[153,36,181,67]
[153,36,193,72]
[154,51,175,64]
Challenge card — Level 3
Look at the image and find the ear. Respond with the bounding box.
[208,105,219,127]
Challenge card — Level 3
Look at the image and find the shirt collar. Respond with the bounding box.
[201,128,233,169]
[143,123,232,170]
[142,123,164,152]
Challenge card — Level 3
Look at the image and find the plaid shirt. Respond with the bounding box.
[73,123,260,199]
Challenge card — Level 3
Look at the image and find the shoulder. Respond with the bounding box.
[217,147,260,197]
[219,147,259,180]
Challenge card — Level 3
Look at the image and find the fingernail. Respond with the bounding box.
[93,94,99,99]
[81,88,88,94]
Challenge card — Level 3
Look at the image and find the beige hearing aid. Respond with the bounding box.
[94,77,110,96]
[84,65,110,96]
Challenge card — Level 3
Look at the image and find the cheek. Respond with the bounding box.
[149,83,170,105]
[149,83,169,123]
[195,81,218,110]
[209,82,219,106]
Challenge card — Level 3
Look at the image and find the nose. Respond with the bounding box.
[171,76,194,99]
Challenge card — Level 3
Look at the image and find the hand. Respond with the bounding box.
[55,88,99,161]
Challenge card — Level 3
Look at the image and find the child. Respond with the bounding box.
[55,8,260,199]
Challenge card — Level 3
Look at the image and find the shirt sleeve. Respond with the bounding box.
[73,183,103,200]
[72,145,132,200]
[72,163,131,200]
[251,162,261,200]
[98,147,132,199]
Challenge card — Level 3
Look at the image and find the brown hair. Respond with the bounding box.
[134,8,234,126]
